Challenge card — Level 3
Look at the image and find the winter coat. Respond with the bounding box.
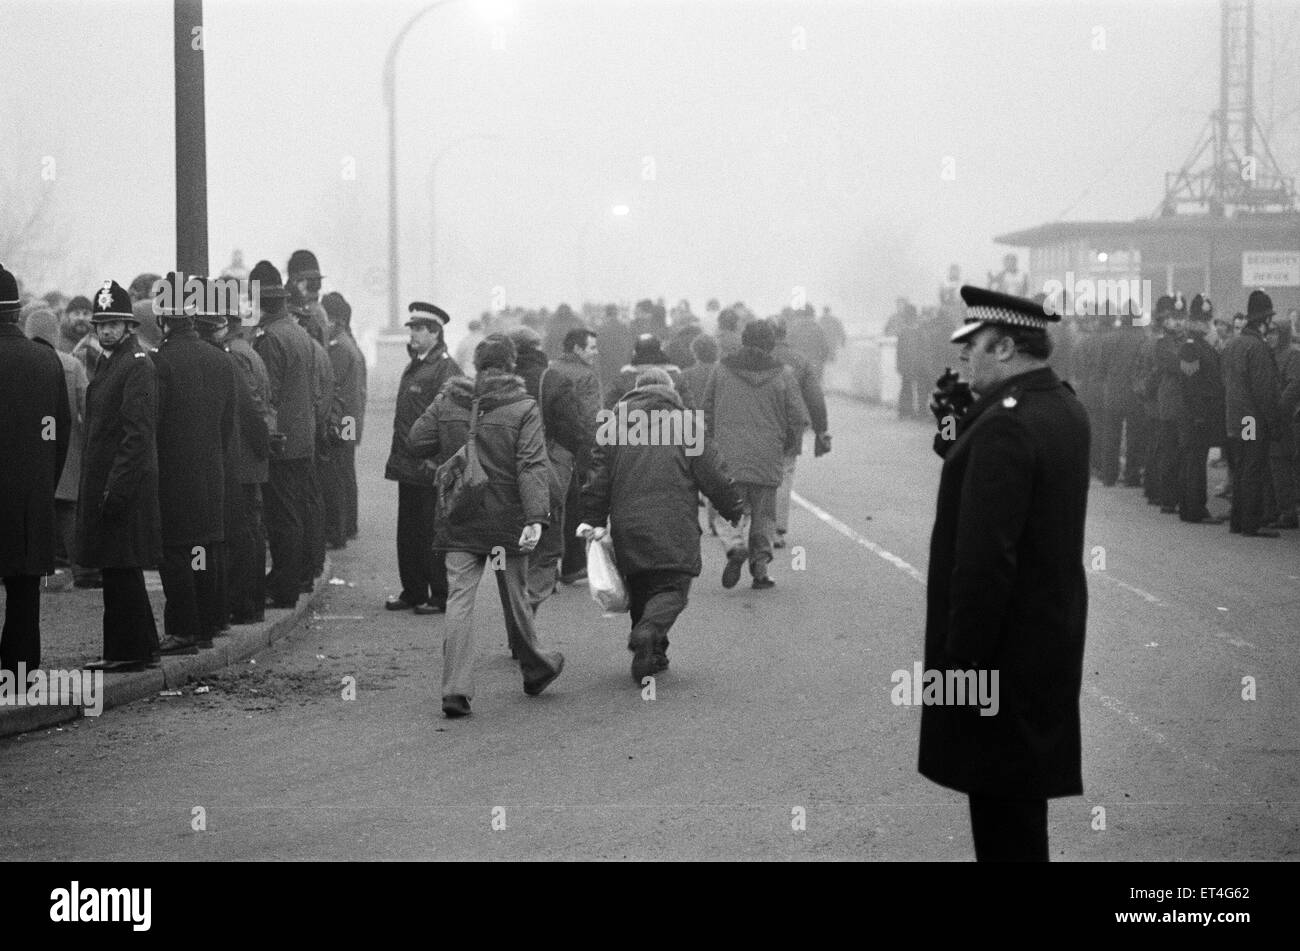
[546,351,602,456]
[253,312,316,461]
[786,315,831,377]
[701,346,809,486]
[1152,331,1187,422]
[76,332,163,569]
[1271,345,1300,455]
[665,325,702,369]
[1100,325,1146,413]
[0,324,70,576]
[406,370,550,555]
[677,361,716,411]
[152,330,236,545]
[307,336,339,450]
[328,330,367,445]
[582,384,742,577]
[1221,327,1282,441]
[516,347,586,458]
[920,366,1090,799]
[1177,335,1225,444]
[384,344,462,485]
[774,341,828,454]
[224,334,272,484]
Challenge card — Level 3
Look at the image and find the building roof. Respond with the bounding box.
[996,212,1300,247]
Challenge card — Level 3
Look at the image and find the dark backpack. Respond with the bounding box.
[434,396,489,530]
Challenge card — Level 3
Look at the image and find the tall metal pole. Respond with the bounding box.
[383,0,458,332]
[427,133,501,299]
[174,0,209,276]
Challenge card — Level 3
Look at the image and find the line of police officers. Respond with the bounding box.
[0,256,366,673]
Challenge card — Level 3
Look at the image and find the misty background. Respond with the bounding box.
[2,0,1298,347]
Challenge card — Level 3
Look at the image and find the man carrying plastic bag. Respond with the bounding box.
[579,367,743,683]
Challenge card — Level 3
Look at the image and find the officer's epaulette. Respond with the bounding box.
[998,387,1022,410]
[1061,379,1077,395]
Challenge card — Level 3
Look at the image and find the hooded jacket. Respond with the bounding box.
[604,361,689,410]
[406,369,550,555]
[702,346,809,485]
[582,384,742,576]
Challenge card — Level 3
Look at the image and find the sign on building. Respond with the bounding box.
[1242,251,1300,287]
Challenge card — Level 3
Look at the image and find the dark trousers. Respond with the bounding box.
[1226,437,1269,533]
[626,570,692,656]
[1154,420,1180,507]
[1098,406,1146,485]
[1,575,41,673]
[101,566,159,662]
[968,794,1048,862]
[396,482,447,607]
[303,458,327,586]
[265,457,313,605]
[1177,426,1211,520]
[560,466,585,578]
[897,377,922,418]
[343,443,359,538]
[322,444,353,546]
[159,543,221,642]
[1142,411,1161,500]
[54,500,97,584]
[227,483,266,622]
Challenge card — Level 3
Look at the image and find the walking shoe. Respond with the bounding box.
[524,652,565,697]
[157,636,199,656]
[413,602,446,615]
[629,634,656,684]
[196,639,214,649]
[721,551,745,589]
[1160,506,1178,514]
[1242,529,1280,538]
[230,613,264,625]
[384,596,417,611]
[266,596,297,609]
[751,576,776,590]
[442,695,471,718]
[1276,515,1299,529]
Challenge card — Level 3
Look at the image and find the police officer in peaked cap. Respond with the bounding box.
[920,286,1091,861]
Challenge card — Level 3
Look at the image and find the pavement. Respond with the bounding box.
[1,393,1297,860]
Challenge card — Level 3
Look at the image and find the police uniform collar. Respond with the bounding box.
[967,366,1058,414]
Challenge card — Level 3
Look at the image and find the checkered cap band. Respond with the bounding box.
[965,305,1048,330]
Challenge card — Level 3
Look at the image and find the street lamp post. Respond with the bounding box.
[383,0,459,332]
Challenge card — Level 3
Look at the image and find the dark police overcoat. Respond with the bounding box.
[76,332,163,568]
[919,366,1090,799]
[0,324,70,576]
[152,329,236,546]
[384,344,461,486]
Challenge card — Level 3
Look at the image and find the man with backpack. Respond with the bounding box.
[407,334,564,718]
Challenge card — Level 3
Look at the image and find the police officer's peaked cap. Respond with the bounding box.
[406,301,450,327]
[249,260,289,299]
[286,249,322,279]
[0,263,20,315]
[90,280,138,323]
[1247,289,1275,322]
[951,285,1059,343]
[1188,294,1213,320]
[1154,294,1186,316]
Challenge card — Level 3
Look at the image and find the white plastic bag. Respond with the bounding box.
[587,533,629,615]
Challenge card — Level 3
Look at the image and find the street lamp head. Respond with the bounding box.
[611,204,630,217]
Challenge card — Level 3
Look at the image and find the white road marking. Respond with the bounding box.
[795,489,1250,789]
[791,492,927,586]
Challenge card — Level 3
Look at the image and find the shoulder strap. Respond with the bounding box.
[539,367,549,408]
[467,395,482,438]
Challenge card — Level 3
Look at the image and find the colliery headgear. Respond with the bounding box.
[951,285,1060,343]
[1246,289,1275,323]
[90,280,138,323]
[406,301,450,328]
[0,263,20,316]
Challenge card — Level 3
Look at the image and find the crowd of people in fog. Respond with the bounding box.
[891,259,1300,538]
[1,255,848,718]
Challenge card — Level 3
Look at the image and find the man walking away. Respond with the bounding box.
[773,317,831,548]
[407,335,564,717]
[0,264,70,674]
[702,318,808,590]
[322,292,366,546]
[549,326,601,584]
[580,367,742,682]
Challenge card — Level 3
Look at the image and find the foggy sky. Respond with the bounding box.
[2,0,1298,342]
